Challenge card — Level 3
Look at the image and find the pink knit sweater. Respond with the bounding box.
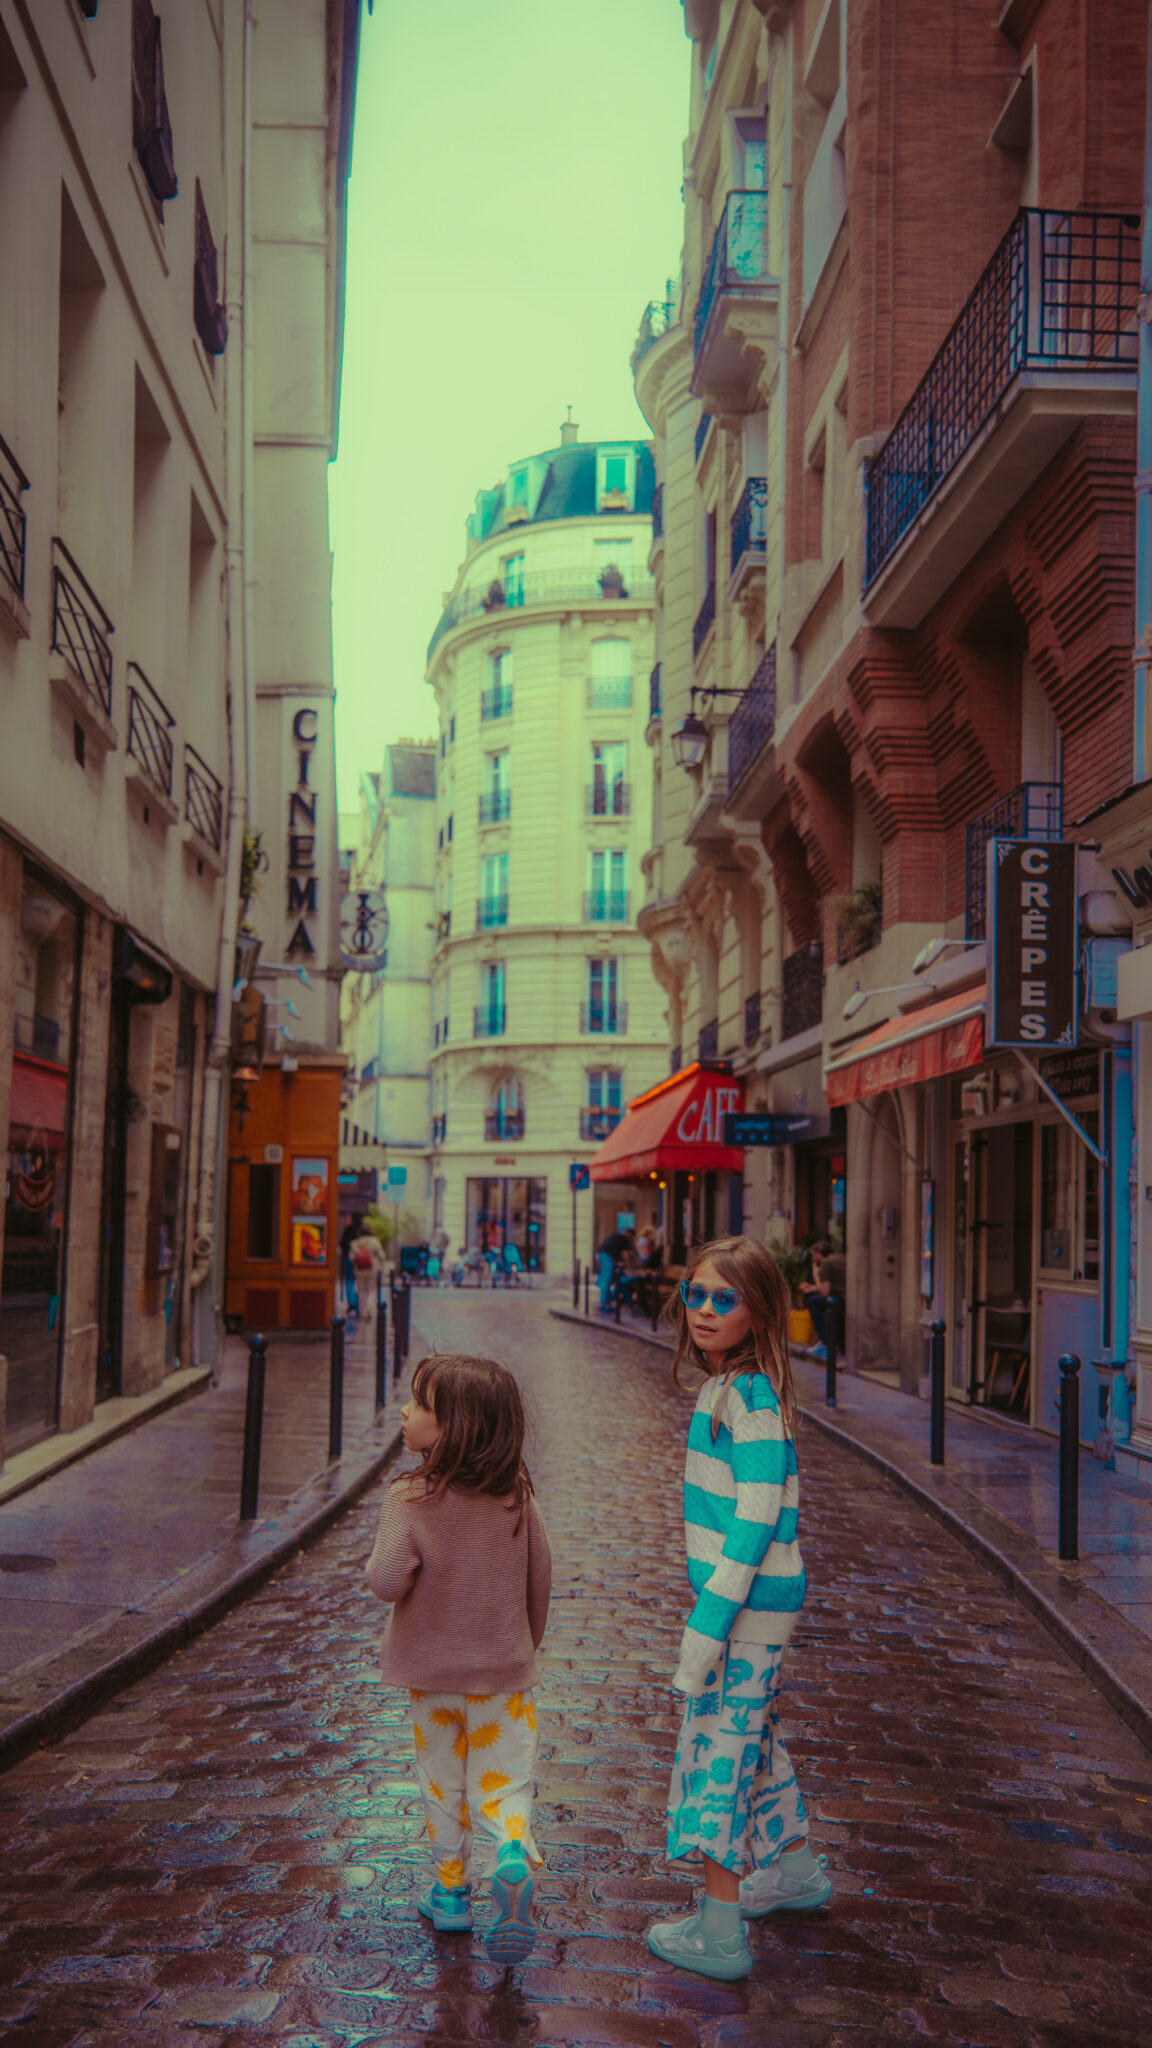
[365,1477,552,1693]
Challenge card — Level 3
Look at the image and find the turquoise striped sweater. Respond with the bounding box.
[672,1368,805,1695]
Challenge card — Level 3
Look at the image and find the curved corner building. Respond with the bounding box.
[425,424,667,1272]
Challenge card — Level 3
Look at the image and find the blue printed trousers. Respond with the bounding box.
[666,1636,809,1876]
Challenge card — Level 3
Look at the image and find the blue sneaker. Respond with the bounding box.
[417,1881,473,1932]
[806,1341,828,1360]
[485,1846,535,1964]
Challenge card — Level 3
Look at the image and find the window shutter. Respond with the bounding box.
[194,182,228,354]
[132,0,178,204]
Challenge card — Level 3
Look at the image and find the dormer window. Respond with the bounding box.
[597,446,635,511]
[506,467,531,524]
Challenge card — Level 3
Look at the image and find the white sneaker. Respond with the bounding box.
[739,1849,832,1918]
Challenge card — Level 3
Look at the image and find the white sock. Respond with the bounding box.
[701,1895,741,1938]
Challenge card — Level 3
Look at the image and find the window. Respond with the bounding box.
[585,956,622,1032]
[476,961,506,1038]
[595,537,633,593]
[481,750,510,824]
[486,1073,524,1141]
[590,740,627,816]
[479,851,508,927]
[247,1164,279,1260]
[582,1068,623,1140]
[596,447,635,510]
[193,182,227,355]
[735,116,766,191]
[482,647,513,722]
[131,0,178,209]
[510,469,528,505]
[588,849,627,923]
[1040,1116,1100,1283]
[588,637,632,711]
[502,552,525,606]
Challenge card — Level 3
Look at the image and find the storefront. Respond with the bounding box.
[588,1063,745,1261]
[465,1176,547,1269]
[225,1061,344,1331]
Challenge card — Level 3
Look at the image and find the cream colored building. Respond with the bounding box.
[426,425,667,1273]
[0,0,360,1465]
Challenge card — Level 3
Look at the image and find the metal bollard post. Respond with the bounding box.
[583,1264,590,1318]
[401,1279,412,1362]
[393,1282,404,1382]
[572,1258,580,1310]
[614,1270,622,1323]
[374,1282,388,1410]
[929,1319,946,1466]
[1058,1353,1081,1561]
[825,1294,838,1408]
[239,1333,268,1521]
[650,1273,659,1331]
[329,1316,345,1459]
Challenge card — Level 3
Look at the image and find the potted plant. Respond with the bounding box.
[835,879,882,958]
[772,1243,816,1347]
[482,579,506,612]
[598,563,628,599]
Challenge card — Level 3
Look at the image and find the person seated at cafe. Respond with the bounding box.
[596,1227,635,1311]
[799,1240,846,1359]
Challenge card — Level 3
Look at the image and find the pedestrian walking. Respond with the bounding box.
[350,1217,386,1314]
[647,1234,830,1983]
[365,1352,552,1964]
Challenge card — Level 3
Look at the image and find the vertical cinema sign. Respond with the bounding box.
[987,839,1078,1049]
[286,706,320,957]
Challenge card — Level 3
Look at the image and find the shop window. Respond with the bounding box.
[1039,1115,1099,1283]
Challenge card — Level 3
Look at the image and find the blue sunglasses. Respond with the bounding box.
[680,1279,742,1316]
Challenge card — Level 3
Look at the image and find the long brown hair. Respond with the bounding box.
[397,1352,533,1526]
[665,1234,799,1439]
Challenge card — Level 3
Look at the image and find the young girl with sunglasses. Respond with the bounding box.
[366,1352,551,1964]
[646,1235,830,1982]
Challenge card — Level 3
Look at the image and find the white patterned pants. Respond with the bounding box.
[409,1688,542,1890]
[666,1637,809,1876]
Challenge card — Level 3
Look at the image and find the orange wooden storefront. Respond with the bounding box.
[225,1062,343,1331]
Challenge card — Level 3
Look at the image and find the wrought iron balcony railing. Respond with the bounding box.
[965,781,1062,940]
[731,476,767,576]
[479,788,511,824]
[781,943,824,1041]
[126,663,175,797]
[726,645,777,797]
[485,1110,524,1140]
[865,208,1140,587]
[649,662,662,720]
[581,1001,627,1035]
[744,990,762,1046]
[480,683,513,722]
[581,1107,623,1141]
[694,412,713,463]
[476,896,509,930]
[51,538,113,719]
[587,674,632,710]
[632,295,676,373]
[430,568,656,656]
[184,743,223,851]
[588,780,630,817]
[651,484,664,540]
[584,890,630,924]
[698,1018,719,1061]
[0,432,29,606]
[693,581,717,659]
[474,1006,507,1039]
[431,1113,447,1143]
[694,190,771,359]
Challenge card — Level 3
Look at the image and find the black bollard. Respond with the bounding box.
[392,1281,404,1382]
[583,1264,590,1318]
[375,1282,388,1410]
[329,1315,345,1460]
[1058,1353,1081,1561]
[929,1319,946,1466]
[572,1258,580,1310]
[401,1279,412,1362]
[650,1273,659,1331]
[825,1294,838,1408]
[239,1333,268,1521]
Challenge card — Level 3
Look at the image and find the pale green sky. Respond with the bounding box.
[328,0,690,807]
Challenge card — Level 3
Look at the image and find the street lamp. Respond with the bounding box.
[912,937,984,974]
[842,979,926,1022]
[669,684,747,771]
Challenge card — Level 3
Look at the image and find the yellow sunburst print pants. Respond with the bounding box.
[409,1688,543,1890]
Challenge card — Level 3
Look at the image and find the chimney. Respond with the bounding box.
[559,407,579,447]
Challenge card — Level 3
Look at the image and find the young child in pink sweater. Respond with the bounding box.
[365,1352,551,1963]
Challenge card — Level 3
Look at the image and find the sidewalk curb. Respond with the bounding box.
[0,1412,403,1777]
[549,1306,1152,1756]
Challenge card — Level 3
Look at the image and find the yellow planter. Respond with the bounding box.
[789,1308,814,1348]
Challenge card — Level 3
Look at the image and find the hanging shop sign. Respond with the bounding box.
[340,886,389,972]
[286,707,322,960]
[723,1111,831,1146]
[987,839,1077,1050]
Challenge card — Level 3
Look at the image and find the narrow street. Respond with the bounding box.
[1,1294,1150,2047]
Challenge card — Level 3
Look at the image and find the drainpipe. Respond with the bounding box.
[191,0,256,1360]
[1136,0,1152,782]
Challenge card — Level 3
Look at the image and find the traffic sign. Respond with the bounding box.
[387,1166,408,1188]
[569,1162,591,1189]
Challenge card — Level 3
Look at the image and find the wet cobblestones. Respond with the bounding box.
[1,1292,1151,2045]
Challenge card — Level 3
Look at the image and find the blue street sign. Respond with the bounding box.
[387,1166,408,1188]
[569,1163,591,1189]
[724,1112,831,1147]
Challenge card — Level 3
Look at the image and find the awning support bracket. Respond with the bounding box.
[1012,1051,1108,1167]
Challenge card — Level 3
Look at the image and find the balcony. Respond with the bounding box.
[430,568,656,658]
[744,990,762,1046]
[693,582,717,661]
[476,896,509,930]
[587,780,630,818]
[434,909,451,943]
[584,890,630,924]
[480,683,513,722]
[587,674,632,711]
[651,484,664,541]
[125,663,177,818]
[730,476,767,602]
[692,190,777,411]
[965,781,1062,940]
[485,1110,524,1141]
[50,538,114,739]
[431,1114,447,1143]
[474,1004,506,1039]
[581,1107,623,1141]
[726,645,777,806]
[781,943,824,1041]
[184,743,224,853]
[479,788,511,825]
[581,1001,627,1035]
[649,663,662,721]
[698,1018,719,1062]
[864,208,1140,626]
[0,432,29,638]
[631,294,676,374]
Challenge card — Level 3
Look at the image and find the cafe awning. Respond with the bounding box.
[589,1063,745,1182]
[824,985,985,1107]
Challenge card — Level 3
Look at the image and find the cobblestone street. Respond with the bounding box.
[1,1292,1151,2046]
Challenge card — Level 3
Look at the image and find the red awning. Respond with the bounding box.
[825,985,985,1107]
[589,1064,745,1182]
[9,1054,68,1141]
